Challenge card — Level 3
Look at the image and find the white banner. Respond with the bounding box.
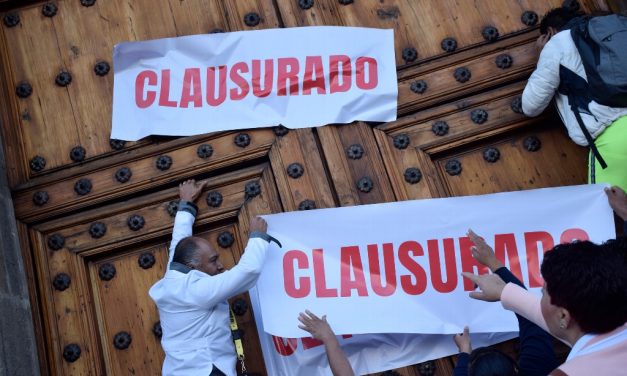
[256,184,615,339]
[112,27,397,141]
[250,287,518,375]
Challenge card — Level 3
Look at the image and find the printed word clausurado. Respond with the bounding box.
[134,55,379,108]
[282,228,589,298]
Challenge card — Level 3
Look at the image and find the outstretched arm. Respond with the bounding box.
[169,179,207,265]
[452,326,471,376]
[298,311,354,376]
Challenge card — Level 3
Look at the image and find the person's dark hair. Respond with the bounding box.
[468,347,518,376]
[172,236,202,267]
[602,237,627,263]
[541,240,627,333]
[539,7,584,34]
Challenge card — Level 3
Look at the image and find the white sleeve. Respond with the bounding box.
[168,211,195,266]
[188,237,270,308]
[522,44,562,117]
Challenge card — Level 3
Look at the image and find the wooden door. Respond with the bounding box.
[0,0,609,375]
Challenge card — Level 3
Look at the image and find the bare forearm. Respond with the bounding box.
[323,337,354,376]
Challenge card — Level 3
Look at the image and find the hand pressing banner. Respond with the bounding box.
[255,184,615,338]
[112,26,397,141]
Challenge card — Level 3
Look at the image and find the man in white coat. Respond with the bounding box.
[150,179,277,376]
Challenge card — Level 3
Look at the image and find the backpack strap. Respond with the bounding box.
[557,65,608,170]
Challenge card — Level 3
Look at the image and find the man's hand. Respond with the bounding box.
[298,310,336,343]
[250,217,267,233]
[467,229,503,272]
[605,186,627,221]
[179,179,207,202]
[462,272,506,302]
[453,326,472,354]
[535,29,554,54]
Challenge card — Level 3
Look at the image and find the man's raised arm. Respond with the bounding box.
[168,179,207,266]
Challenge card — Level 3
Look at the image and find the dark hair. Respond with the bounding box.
[541,241,627,333]
[468,347,518,376]
[539,7,583,34]
[172,236,202,267]
[602,237,627,263]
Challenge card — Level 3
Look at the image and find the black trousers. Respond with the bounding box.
[209,365,226,376]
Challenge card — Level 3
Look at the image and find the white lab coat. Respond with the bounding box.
[149,211,270,376]
[522,29,627,146]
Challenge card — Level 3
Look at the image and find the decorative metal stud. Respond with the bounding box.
[217,231,235,248]
[416,360,436,376]
[287,163,304,179]
[109,139,126,150]
[393,134,410,150]
[53,273,71,291]
[521,10,538,26]
[404,168,422,184]
[70,146,86,162]
[244,12,260,27]
[299,0,314,9]
[197,144,213,159]
[55,71,72,87]
[273,125,289,137]
[234,133,251,147]
[138,253,156,269]
[432,121,449,136]
[511,96,523,114]
[152,321,162,339]
[42,2,58,17]
[483,147,501,163]
[113,331,132,350]
[155,155,172,170]
[127,214,145,231]
[298,199,316,211]
[47,233,65,250]
[523,136,541,152]
[470,109,489,124]
[410,80,427,94]
[482,26,499,42]
[232,298,248,316]
[29,155,46,172]
[166,200,179,217]
[206,191,223,208]
[454,67,471,83]
[346,144,364,160]
[80,0,96,6]
[89,222,107,238]
[98,263,116,281]
[209,28,224,34]
[33,191,49,206]
[94,61,110,76]
[3,13,20,28]
[114,167,132,183]
[495,54,513,69]
[562,0,580,13]
[402,47,418,63]
[74,178,92,195]
[357,177,374,193]
[244,181,261,200]
[16,81,33,98]
[338,0,353,4]
[441,37,457,52]
[63,344,81,363]
[445,159,462,176]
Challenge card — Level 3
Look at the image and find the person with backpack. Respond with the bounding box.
[521,7,627,192]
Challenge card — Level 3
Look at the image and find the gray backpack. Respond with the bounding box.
[571,14,627,108]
